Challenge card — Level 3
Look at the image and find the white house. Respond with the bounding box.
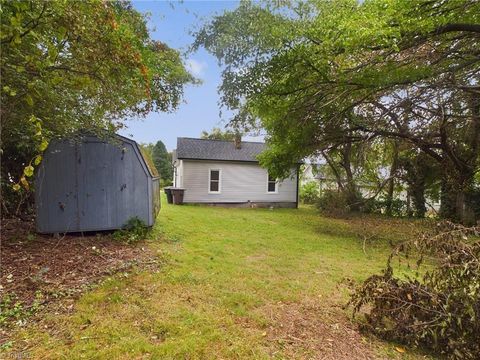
[172,137,299,207]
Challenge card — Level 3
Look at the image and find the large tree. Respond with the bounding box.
[151,140,173,185]
[200,127,238,141]
[195,0,480,223]
[1,0,192,215]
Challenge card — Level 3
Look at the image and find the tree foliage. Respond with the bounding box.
[299,181,319,204]
[1,0,192,215]
[151,140,173,186]
[200,127,238,141]
[195,0,480,223]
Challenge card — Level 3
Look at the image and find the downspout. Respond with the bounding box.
[295,164,300,209]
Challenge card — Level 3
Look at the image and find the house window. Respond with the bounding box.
[267,173,277,193]
[209,169,221,193]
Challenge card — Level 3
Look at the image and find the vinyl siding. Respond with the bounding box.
[181,160,297,203]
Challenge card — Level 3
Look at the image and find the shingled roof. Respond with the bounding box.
[175,137,265,162]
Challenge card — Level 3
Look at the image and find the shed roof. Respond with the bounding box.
[70,131,159,178]
[176,137,265,162]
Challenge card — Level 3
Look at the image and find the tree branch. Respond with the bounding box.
[434,23,480,35]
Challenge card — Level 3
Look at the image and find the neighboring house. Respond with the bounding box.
[36,133,160,233]
[172,137,299,207]
[301,163,324,183]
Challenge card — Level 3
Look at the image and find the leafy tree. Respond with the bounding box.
[200,127,238,141]
[299,181,319,204]
[151,140,173,185]
[139,143,154,160]
[1,0,193,215]
[195,0,480,223]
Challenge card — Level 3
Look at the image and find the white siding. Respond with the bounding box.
[181,160,297,203]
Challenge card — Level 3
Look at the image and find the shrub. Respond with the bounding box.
[349,222,480,359]
[160,178,173,188]
[113,217,149,244]
[363,197,408,217]
[300,181,320,204]
[316,189,350,216]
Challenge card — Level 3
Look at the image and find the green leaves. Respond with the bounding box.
[25,94,33,106]
[196,0,480,223]
[38,140,48,152]
[33,155,42,166]
[23,165,34,178]
[2,0,192,212]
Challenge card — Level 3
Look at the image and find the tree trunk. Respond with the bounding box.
[411,179,426,218]
[440,175,458,221]
[440,170,477,224]
[406,191,412,217]
[340,142,361,212]
[385,141,399,216]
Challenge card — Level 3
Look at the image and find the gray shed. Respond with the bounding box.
[35,133,160,233]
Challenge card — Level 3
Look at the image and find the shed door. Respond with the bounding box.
[77,141,110,231]
[36,141,79,233]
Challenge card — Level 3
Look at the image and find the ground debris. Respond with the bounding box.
[0,218,156,335]
[262,299,378,360]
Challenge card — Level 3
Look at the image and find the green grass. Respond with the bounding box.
[9,202,429,359]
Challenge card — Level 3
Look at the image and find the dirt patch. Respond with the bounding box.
[245,253,268,263]
[0,218,158,335]
[262,298,378,359]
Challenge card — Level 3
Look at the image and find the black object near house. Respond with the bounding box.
[35,133,160,233]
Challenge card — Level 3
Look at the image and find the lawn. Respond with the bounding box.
[8,202,429,359]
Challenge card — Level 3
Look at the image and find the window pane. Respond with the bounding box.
[268,182,276,192]
[268,173,275,182]
[210,170,219,181]
[210,181,219,192]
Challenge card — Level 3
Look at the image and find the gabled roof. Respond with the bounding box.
[69,131,159,178]
[176,137,265,162]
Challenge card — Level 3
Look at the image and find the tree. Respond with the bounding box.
[151,140,173,185]
[200,127,238,141]
[1,0,193,215]
[195,0,480,223]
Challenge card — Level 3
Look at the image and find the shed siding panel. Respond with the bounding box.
[36,140,78,233]
[35,135,154,233]
[182,160,297,203]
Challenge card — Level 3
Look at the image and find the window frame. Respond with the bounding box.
[208,168,222,194]
[266,172,278,194]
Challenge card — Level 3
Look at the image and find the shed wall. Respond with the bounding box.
[36,137,155,233]
[181,160,297,204]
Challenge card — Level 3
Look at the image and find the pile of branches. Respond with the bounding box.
[349,221,480,359]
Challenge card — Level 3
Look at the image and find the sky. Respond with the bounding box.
[118,0,245,151]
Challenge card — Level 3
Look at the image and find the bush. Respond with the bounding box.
[300,181,320,204]
[160,179,173,188]
[316,189,350,216]
[349,222,480,359]
[363,197,408,217]
[113,217,149,244]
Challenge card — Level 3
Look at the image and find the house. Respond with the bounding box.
[172,136,299,207]
[302,163,324,183]
[35,133,160,233]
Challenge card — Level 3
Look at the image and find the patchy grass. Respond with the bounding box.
[0,218,157,335]
[5,201,432,359]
